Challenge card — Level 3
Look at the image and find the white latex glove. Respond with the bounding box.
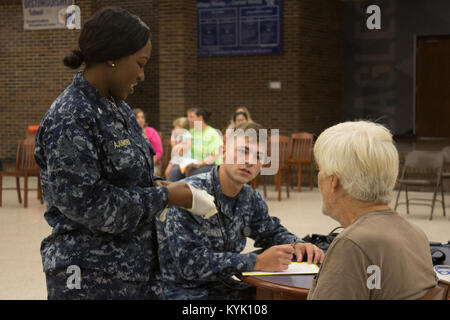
[159,184,218,222]
[183,184,218,219]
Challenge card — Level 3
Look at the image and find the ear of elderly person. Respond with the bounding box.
[307,121,438,300]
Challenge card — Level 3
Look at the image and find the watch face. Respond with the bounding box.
[242,226,251,237]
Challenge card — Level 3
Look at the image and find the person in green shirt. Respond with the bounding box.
[167,108,223,181]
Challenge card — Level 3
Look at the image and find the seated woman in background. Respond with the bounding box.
[167,108,223,181]
[223,112,250,146]
[232,111,249,129]
[133,108,163,176]
[164,117,192,179]
[226,106,253,130]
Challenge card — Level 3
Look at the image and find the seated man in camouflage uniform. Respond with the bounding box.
[156,122,325,299]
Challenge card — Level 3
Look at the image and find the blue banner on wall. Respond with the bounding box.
[198,0,282,57]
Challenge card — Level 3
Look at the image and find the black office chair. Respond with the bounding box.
[394,150,445,220]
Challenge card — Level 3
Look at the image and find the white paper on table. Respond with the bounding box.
[242,262,320,276]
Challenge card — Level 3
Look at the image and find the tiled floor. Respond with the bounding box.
[0,176,449,300]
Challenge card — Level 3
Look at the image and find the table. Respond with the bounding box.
[239,274,314,300]
[240,243,450,300]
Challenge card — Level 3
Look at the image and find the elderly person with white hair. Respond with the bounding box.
[307,121,438,300]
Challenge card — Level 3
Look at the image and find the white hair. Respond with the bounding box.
[314,121,399,204]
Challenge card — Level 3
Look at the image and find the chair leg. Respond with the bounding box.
[277,172,281,201]
[24,175,28,208]
[309,163,313,190]
[285,170,290,199]
[405,186,409,214]
[0,175,2,206]
[394,184,402,211]
[430,187,438,221]
[38,175,43,204]
[288,168,292,195]
[441,182,446,217]
[16,177,22,204]
[263,176,267,198]
[297,164,302,192]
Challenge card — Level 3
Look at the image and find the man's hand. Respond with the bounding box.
[294,242,325,265]
[253,244,294,272]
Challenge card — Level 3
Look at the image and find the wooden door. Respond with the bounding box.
[416,37,450,137]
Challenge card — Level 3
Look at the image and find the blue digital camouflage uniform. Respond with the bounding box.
[156,166,303,300]
[34,71,169,299]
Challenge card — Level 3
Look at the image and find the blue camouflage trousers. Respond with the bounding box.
[45,268,162,300]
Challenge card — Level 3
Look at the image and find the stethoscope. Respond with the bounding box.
[210,167,252,250]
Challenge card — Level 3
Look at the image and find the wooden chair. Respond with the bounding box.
[394,150,445,220]
[0,138,43,208]
[420,280,450,300]
[441,147,450,219]
[161,136,172,179]
[287,132,314,192]
[259,135,291,201]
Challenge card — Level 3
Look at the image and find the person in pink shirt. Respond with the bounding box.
[133,108,163,176]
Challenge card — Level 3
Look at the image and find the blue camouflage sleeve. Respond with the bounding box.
[163,207,257,281]
[249,190,301,248]
[46,112,169,235]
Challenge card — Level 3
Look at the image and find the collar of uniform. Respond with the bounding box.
[211,166,249,220]
[72,71,125,119]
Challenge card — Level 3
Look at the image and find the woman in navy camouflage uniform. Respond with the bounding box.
[34,7,192,300]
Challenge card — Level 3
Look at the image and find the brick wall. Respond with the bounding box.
[197,0,342,136]
[0,0,96,160]
[0,0,342,160]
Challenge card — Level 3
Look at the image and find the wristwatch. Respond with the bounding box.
[290,237,304,248]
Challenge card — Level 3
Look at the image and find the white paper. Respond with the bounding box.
[242,262,319,276]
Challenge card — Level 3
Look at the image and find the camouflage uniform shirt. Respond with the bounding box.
[34,71,168,283]
[156,166,302,299]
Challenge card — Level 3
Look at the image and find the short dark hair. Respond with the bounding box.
[187,108,212,123]
[233,112,248,122]
[63,7,151,69]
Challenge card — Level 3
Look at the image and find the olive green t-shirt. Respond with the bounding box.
[190,126,223,165]
[307,210,438,300]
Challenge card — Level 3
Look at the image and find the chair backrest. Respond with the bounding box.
[420,280,450,300]
[288,132,314,163]
[271,135,291,167]
[442,146,450,163]
[401,150,444,182]
[404,150,444,169]
[15,138,39,172]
